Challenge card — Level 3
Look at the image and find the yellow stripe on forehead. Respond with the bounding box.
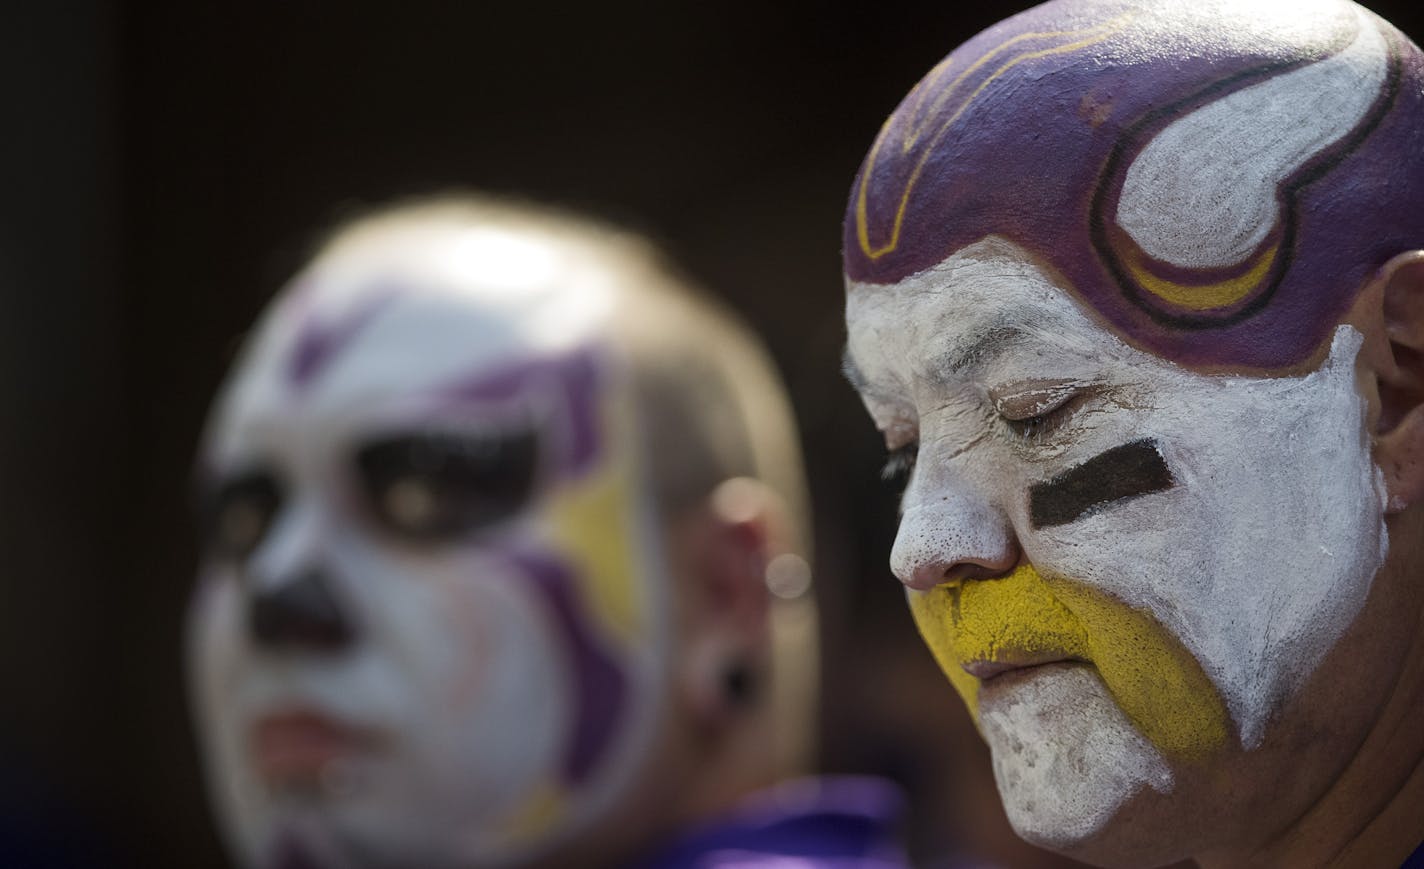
[544,381,648,646]
[909,564,1229,761]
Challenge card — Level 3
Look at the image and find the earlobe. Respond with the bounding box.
[1371,251,1424,513]
[676,478,780,726]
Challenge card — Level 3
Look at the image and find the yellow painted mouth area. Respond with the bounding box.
[909,564,1229,761]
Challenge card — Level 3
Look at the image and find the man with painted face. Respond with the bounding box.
[190,196,905,868]
[842,0,1424,867]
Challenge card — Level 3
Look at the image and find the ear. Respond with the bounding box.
[674,478,780,727]
[1371,251,1424,513]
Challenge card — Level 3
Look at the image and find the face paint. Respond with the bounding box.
[909,563,1228,759]
[846,238,1388,845]
[1027,439,1174,529]
[189,222,668,868]
[845,0,1424,371]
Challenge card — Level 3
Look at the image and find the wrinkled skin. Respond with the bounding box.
[844,239,1414,866]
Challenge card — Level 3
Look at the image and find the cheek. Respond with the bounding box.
[188,570,248,723]
[1048,579,1229,760]
[397,569,574,825]
[386,564,569,735]
[436,576,504,710]
[446,578,569,742]
[1024,328,1387,749]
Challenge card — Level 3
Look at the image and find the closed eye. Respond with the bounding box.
[994,385,1091,442]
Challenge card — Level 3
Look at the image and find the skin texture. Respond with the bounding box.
[843,240,1424,866]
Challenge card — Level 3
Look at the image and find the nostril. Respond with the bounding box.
[906,559,1014,591]
[948,561,1016,585]
[248,569,354,651]
[907,562,956,591]
[892,501,1021,591]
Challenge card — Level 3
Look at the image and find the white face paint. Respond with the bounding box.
[845,236,1388,846]
[978,665,1171,843]
[1117,5,1388,269]
[190,220,668,868]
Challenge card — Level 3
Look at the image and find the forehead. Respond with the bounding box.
[846,237,1130,398]
[211,222,623,448]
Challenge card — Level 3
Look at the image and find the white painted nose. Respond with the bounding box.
[890,486,1018,591]
[246,496,328,594]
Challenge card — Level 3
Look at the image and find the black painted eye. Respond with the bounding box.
[204,470,284,560]
[355,429,539,541]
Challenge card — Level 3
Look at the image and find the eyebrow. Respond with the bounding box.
[934,324,1035,379]
[841,307,1047,396]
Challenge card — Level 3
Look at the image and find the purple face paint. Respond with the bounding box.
[438,348,604,480]
[505,547,629,785]
[286,289,397,388]
[844,0,1424,371]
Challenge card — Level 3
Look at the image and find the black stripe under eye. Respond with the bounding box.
[1028,439,1174,529]
[355,429,539,542]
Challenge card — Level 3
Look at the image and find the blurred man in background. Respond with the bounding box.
[188,196,905,868]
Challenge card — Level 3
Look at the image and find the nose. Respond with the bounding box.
[248,568,355,652]
[890,488,1019,591]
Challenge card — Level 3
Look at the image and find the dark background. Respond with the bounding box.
[3,2,1420,866]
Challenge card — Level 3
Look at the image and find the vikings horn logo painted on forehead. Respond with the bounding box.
[845,0,1424,371]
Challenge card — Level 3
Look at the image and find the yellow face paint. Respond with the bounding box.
[544,379,649,649]
[490,780,568,847]
[909,564,1229,761]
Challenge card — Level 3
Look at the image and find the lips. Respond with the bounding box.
[250,709,380,787]
[962,653,1083,682]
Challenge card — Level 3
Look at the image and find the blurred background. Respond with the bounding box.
[2,1,1420,866]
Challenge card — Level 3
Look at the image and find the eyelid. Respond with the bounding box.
[990,380,1094,421]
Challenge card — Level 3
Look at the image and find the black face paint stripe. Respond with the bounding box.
[1029,438,1174,529]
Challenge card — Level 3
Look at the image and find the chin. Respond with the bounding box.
[979,666,1182,863]
[230,804,523,869]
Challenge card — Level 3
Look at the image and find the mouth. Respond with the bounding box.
[962,653,1086,682]
[250,708,382,789]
